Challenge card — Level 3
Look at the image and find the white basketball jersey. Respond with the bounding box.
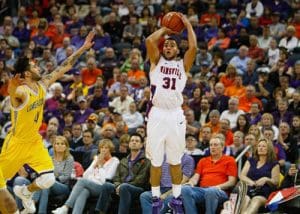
[149,57,187,109]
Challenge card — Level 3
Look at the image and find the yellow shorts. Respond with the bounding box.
[0,135,54,188]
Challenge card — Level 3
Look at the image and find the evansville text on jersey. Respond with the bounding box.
[27,98,44,112]
[160,66,182,79]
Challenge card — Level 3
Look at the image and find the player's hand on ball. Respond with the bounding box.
[180,14,191,28]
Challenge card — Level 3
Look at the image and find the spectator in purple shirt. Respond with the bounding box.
[74,96,94,124]
[93,25,112,55]
[32,25,51,49]
[272,98,294,127]
[140,154,194,214]
[12,19,30,48]
[70,26,88,50]
[87,85,109,113]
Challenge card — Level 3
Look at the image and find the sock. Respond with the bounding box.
[152,186,161,198]
[14,211,19,214]
[172,184,181,198]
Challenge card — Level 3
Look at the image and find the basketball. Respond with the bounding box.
[161,12,185,33]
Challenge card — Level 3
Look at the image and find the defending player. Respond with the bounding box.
[0,31,95,213]
[145,14,197,213]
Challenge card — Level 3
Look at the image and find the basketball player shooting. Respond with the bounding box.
[145,13,197,213]
[0,31,95,214]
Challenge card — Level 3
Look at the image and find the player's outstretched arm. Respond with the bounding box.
[41,31,95,87]
[146,27,174,67]
[181,15,197,73]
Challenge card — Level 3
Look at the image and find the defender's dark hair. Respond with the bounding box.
[13,56,30,77]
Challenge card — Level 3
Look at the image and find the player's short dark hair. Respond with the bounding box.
[13,56,30,76]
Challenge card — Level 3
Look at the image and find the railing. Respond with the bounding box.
[235,145,252,175]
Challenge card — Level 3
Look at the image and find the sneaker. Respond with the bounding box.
[168,197,184,214]
[52,206,68,214]
[13,185,36,214]
[152,197,163,214]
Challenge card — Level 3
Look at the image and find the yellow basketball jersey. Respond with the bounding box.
[9,82,46,143]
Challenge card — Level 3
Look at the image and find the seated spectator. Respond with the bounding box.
[98,47,118,81]
[185,109,201,137]
[291,115,300,145]
[70,123,83,151]
[272,98,294,127]
[73,96,94,124]
[233,114,250,135]
[260,113,279,140]
[210,82,229,114]
[229,46,251,75]
[95,133,150,214]
[122,102,144,134]
[199,4,221,26]
[240,138,280,213]
[224,75,246,98]
[87,85,109,113]
[279,25,298,52]
[12,19,30,47]
[208,28,231,51]
[267,39,280,67]
[75,130,97,169]
[122,16,143,43]
[278,122,298,171]
[243,60,258,86]
[181,137,237,214]
[220,64,238,88]
[230,131,245,157]
[81,57,103,87]
[219,119,234,146]
[140,154,194,213]
[70,26,88,50]
[93,24,112,55]
[36,136,74,213]
[288,89,300,115]
[245,0,264,18]
[198,126,212,154]
[127,59,146,88]
[195,97,211,127]
[109,86,134,115]
[220,97,245,129]
[185,134,203,156]
[188,87,202,114]
[263,128,286,167]
[249,124,262,142]
[248,35,264,64]
[120,48,144,73]
[82,113,101,141]
[239,85,262,113]
[52,139,119,214]
[65,70,89,100]
[108,73,133,99]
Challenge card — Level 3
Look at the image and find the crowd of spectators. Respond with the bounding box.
[0,0,300,213]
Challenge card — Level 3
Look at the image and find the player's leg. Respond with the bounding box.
[14,140,55,213]
[166,109,186,198]
[146,107,166,213]
[165,109,186,213]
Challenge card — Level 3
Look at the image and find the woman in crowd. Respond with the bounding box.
[233,114,250,135]
[240,138,280,214]
[37,136,74,213]
[52,139,119,214]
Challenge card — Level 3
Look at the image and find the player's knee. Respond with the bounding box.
[35,173,55,189]
[151,159,164,167]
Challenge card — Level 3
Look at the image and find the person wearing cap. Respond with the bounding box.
[65,69,88,100]
[74,96,94,124]
[83,113,101,140]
